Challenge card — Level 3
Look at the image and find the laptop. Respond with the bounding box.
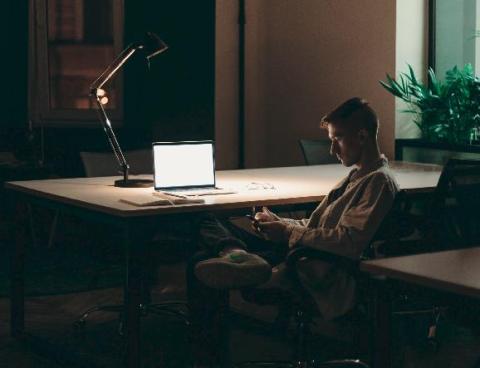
[153,140,234,196]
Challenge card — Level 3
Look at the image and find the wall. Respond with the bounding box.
[241,0,396,168]
[215,0,240,169]
[395,0,427,139]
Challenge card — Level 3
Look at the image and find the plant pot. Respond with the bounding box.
[395,138,480,165]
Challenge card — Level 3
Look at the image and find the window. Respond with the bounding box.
[29,0,124,126]
[430,0,480,76]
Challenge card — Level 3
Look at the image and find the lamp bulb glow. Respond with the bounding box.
[96,88,106,97]
[100,96,109,105]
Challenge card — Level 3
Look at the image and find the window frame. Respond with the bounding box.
[29,0,124,127]
[428,0,480,75]
[428,0,436,71]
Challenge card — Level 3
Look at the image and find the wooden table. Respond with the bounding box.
[6,162,441,368]
[361,247,480,367]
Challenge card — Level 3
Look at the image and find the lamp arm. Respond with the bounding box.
[90,43,140,91]
[94,97,130,182]
[89,43,142,185]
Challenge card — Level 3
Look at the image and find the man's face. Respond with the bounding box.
[327,122,363,167]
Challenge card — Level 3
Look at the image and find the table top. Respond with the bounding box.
[5,161,441,218]
[361,247,480,299]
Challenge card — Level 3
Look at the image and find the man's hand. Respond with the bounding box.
[256,221,289,243]
[254,206,279,222]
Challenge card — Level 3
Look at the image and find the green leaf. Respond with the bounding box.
[428,68,442,95]
[407,64,418,85]
[381,62,480,144]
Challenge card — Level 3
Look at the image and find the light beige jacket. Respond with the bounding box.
[281,156,398,320]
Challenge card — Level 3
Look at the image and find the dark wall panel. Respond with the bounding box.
[0,1,28,151]
[124,0,215,145]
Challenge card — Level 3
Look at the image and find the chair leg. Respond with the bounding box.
[235,308,314,368]
[143,301,190,326]
[236,363,296,368]
[73,301,189,337]
[74,304,124,327]
[48,209,59,248]
[294,309,312,366]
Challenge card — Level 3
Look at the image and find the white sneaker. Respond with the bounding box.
[194,251,272,289]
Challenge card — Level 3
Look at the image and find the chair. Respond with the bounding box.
[232,191,415,367]
[229,161,480,366]
[402,158,480,349]
[79,148,153,177]
[298,139,338,165]
[74,149,189,333]
[422,158,480,250]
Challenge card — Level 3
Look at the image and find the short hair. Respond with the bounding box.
[320,97,378,136]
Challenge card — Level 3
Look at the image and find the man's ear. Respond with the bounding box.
[357,128,369,145]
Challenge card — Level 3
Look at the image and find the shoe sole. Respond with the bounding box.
[195,255,272,290]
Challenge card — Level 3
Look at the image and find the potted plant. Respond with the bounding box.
[380,64,480,146]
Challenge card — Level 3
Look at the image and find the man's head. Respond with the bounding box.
[320,97,379,167]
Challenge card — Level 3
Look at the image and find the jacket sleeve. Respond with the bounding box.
[285,173,397,259]
[279,173,352,227]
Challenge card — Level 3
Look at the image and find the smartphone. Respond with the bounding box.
[245,214,261,231]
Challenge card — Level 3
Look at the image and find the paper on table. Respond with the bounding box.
[119,193,204,207]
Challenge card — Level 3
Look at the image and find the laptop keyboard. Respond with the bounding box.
[160,187,236,197]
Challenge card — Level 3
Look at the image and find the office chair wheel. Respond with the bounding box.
[426,337,440,352]
[117,317,125,336]
[73,319,86,329]
[73,318,87,338]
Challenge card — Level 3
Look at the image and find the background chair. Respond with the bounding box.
[299,139,338,165]
[407,158,480,349]
[74,149,189,333]
[286,138,338,220]
[80,148,153,177]
[422,158,480,250]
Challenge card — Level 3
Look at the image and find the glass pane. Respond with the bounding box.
[47,0,117,109]
[435,0,480,77]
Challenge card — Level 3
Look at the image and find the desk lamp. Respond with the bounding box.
[90,32,168,187]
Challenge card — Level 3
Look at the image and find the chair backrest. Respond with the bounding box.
[426,158,480,248]
[80,148,153,177]
[298,139,338,165]
[365,189,415,259]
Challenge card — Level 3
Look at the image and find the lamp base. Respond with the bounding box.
[114,178,153,188]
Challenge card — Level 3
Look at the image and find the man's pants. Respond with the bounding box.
[187,214,289,365]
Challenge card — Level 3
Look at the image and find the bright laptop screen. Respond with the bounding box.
[153,141,215,190]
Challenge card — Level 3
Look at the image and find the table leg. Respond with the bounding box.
[123,223,142,368]
[11,200,28,337]
[369,278,392,368]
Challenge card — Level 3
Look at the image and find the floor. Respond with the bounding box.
[1,212,479,367]
[1,267,480,368]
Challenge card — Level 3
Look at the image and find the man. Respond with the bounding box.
[187,97,399,364]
